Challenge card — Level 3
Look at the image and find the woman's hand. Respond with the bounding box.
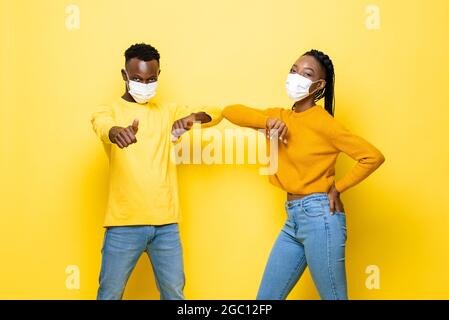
[266,118,288,144]
[327,183,345,215]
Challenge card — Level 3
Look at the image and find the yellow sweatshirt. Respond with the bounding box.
[91,98,222,227]
[222,104,385,194]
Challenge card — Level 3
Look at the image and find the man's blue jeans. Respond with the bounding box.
[97,223,185,300]
[257,193,348,300]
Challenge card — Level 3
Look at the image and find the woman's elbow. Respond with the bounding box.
[362,150,385,169]
[222,105,236,120]
[222,105,243,124]
[374,151,386,167]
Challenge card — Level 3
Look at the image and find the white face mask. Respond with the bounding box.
[125,71,158,104]
[286,73,318,102]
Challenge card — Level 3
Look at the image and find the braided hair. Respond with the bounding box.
[303,49,335,116]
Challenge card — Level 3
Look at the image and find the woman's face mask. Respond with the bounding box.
[286,73,322,102]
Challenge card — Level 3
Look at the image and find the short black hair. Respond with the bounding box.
[124,43,160,64]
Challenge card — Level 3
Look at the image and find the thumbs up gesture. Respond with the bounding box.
[109,119,139,148]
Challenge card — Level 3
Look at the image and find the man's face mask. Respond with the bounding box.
[125,70,158,104]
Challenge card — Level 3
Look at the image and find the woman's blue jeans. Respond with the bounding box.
[257,193,348,300]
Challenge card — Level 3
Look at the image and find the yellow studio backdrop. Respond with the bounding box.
[1,0,448,299]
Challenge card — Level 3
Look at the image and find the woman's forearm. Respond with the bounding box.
[222,104,270,128]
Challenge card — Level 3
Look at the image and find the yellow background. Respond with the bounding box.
[1,0,448,299]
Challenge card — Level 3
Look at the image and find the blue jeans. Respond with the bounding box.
[97,223,185,300]
[257,193,348,300]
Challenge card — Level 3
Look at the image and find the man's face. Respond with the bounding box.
[121,58,160,84]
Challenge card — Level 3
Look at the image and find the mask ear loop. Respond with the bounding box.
[310,79,326,103]
[315,79,326,98]
[291,79,324,110]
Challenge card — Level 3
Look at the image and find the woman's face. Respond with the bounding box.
[289,55,326,93]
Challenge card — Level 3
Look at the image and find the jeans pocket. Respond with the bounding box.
[303,200,325,217]
[335,213,347,242]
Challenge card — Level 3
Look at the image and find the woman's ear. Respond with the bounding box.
[309,79,326,93]
[317,79,326,91]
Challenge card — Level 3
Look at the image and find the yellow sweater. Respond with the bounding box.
[222,104,385,194]
[91,98,222,227]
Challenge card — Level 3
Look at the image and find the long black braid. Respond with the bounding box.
[303,49,335,116]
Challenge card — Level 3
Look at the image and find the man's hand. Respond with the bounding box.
[171,112,211,142]
[266,118,288,144]
[327,183,345,215]
[109,119,139,148]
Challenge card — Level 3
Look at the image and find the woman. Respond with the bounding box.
[222,49,385,300]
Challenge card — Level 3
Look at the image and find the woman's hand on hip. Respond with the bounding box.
[327,184,345,215]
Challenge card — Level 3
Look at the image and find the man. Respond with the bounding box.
[91,43,222,300]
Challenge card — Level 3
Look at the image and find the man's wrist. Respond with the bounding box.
[192,112,211,123]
